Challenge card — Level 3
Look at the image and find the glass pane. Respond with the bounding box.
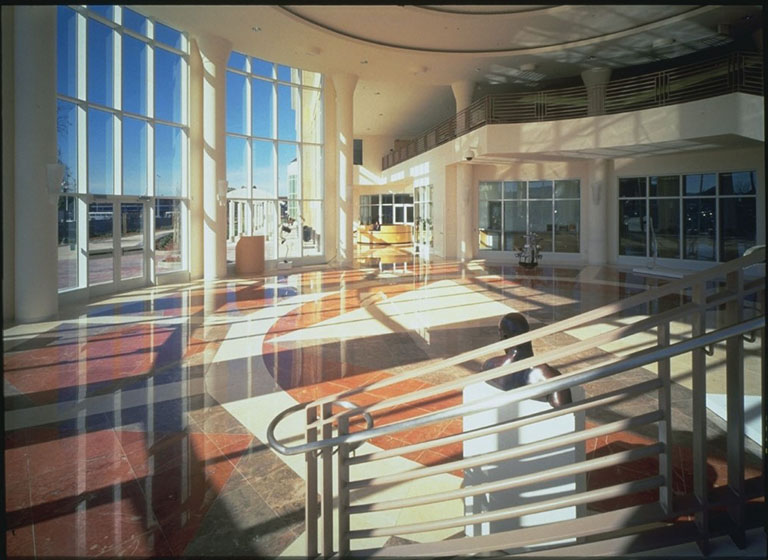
[360,205,371,225]
[279,201,301,260]
[155,23,183,50]
[395,194,412,204]
[650,175,679,197]
[683,199,715,261]
[278,142,299,198]
[528,180,553,199]
[369,195,380,205]
[619,177,646,198]
[478,200,501,251]
[87,19,113,107]
[619,199,646,256]
[226,71,248,134]
[58,196,78,290]
[503,201,526,252]
[554,199,580,253]
[529,200,553,251]
[123,117,148,196]
[226,135,249,198]
[382,194,393,204]
[155,199,182,273]
[57,100,78,193]
[57,6,78,97]
[278,65,299,83]
[720,197,756,261]
[406,206,414,223]
[381,205,393,225]
[554,179,580,199]
[719,171,756,195]
[252,200,278,261]
[251,57,274,78]
[122,8,148,36]
[684,173,716,196]
[155,124,183,197]
[301,200,323,256]
[88,202,113,285]
[360,195,370,205]
[278,84,299,141]
[302,89,323,143]
[649,199,680,258]
[155,48,182,123]
[252,78,275,138]
[479,182,502,201]
[252,140,276,198]
[302,144,323,199]
[88,108,113,195]
[121,203,144,280]
[87,5,113,20]
[503,181,525,200]
[302,70,322,88]
[227,52,247,71]
[123,36,148,116]
[395,206,405,223]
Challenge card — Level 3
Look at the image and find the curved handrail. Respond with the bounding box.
[266,315,763,456]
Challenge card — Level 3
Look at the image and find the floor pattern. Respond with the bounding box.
[4,254,763,557]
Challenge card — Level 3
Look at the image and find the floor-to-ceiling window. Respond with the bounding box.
[618,171,757,262]
[478,180,581,253]
[56,6,189,292]
[225,52,324,264]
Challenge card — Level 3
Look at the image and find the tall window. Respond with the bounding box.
[359,194,413,226]
[478,180,580,253]
[56,6,189,290]
[226,52,324,263]
[618,171,757,262]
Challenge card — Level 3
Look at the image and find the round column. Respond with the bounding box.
[188,38,204,279]
[456,162,475,262]
[195,34,231,280]
[332,73,358,264]
[587,158,612,265]
[452,80,475,135]
[14,6,58,322]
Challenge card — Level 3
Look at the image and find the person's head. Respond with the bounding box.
[498,312,534,361]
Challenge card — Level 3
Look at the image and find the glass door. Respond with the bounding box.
[414,184,433,256]
[88,201,115,286]
[120,202,146,282]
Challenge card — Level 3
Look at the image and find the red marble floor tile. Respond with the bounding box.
[25,429,126,481]
[6,522,35,558]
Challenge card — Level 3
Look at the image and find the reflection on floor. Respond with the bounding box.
[4,249,763,556]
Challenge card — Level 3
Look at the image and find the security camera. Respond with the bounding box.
[464,149,475,161]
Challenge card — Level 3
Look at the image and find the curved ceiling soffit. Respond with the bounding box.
[412,5,558,16]
[277,5,718,56]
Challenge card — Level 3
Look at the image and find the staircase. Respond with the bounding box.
[268,248,765,557]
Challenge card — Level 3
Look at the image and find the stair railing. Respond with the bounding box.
[268,247,765,556]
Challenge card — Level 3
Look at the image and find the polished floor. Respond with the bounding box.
[4,249,763,557]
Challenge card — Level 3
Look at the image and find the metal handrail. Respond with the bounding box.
[381,51,763,170]
[266,315,762,456]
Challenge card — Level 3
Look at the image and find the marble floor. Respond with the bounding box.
[3,250,763,557]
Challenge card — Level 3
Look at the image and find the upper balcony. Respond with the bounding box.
[381,51,763,170]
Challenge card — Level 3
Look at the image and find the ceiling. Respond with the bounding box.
[138,4,762,139]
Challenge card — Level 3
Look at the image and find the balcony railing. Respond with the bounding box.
[381,51,764,170]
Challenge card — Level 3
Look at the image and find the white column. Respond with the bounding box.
[14,6,58,322]
[195,34,231,280]
[332,73,357,264]
[456,162,475,262]
[581,68,612,116]
[452,80,475,135]
[587,158,612,265]
[187,39,204,279]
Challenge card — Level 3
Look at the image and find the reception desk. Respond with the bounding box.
[235,235,265,275]
[357,224,412,245]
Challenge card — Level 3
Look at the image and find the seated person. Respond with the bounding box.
[481,312,572,408]
[372,220,381,231]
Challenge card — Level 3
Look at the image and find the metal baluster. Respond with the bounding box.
[321,403,334,557]
[691,282,710,554]
[657,321,674,515]
[725,269,746,548]
[337,415,351,557]
[306,405,319,558]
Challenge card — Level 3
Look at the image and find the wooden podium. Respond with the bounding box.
[235,235,265,275]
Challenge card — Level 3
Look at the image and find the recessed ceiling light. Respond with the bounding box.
[374,91,380,95]
[360,59,368,64]
[251,26,261,32]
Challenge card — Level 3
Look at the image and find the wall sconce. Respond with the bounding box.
[216,179,228,207]
[46,163,65,203]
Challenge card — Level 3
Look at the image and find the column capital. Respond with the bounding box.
[581,67,612,88]
[194,34,232,66]
[451,80,476,112]
[332,73,358,99]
